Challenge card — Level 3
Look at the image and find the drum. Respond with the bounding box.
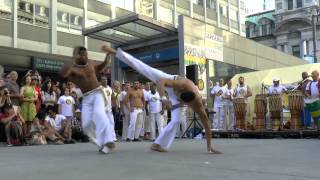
[268,94,282,131]
[254,94,267,130]
[233,98,246,130]
[305,99,320,126]
[288,90,304,130]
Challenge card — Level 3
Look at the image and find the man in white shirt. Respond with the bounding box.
[46,105,74,143]
[143,82,151,139]
[305,70,320,130]
[223,81,234,130]
[100,76,116,141]
[268,77,287,95]
[57,88,75,119]
[211,79,227,130]
[119,82,131,141]
[145,84,163,140]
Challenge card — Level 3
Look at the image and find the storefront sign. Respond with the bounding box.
[32,57,64,72]
[120,47,179,68]
[204,32,223,62]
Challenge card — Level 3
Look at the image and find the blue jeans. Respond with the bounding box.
[301,108,312,127]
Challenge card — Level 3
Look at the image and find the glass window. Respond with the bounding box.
[35,5,49,27]
[0,0,12,19]
[136,0,154,18]
[246,27,250,37]
[281,45,285,52]
[159,0,174,24]
[18,1,34,24]
[276,2,282,10]
[206,0,215,9]
[288,0,293,10]
[292,45,301,57]
[57,11,70,28]
[193,0,205,21]
[296,0,303,8]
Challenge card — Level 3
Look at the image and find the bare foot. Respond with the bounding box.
[207,147,222,154]
[150,143,168,152]
[99,143,116,154]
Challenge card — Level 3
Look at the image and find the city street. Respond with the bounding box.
[0,139,319,180]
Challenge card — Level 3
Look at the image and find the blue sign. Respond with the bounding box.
[119,47,179,68]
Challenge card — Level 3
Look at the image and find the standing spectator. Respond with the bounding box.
[298,72,312,128]
[52,82,61,98]
[42,79,57,107]
[119,82,131,141]
[145,84,163,140]
[4,71,20,106]
[211,79,227,130]
[1,103,24,146]
[57,88,75,120]
[68,81,83,98]
[305,70,320,130]
[143,82,151,140]
[111,80,121,137]
[223,81,235,130]
[20,75,37,137]
[31,74,43,113]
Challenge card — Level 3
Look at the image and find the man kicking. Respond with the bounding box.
[60,46,115,154]
[102,45,221,154]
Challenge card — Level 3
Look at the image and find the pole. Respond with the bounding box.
[312,14,318,63]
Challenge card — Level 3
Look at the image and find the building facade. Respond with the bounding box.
[246,0,320,62]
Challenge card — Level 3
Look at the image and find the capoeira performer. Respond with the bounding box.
[102,45,221,154]
[60,46,115,154]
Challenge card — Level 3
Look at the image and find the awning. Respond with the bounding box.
[83,13,177,48]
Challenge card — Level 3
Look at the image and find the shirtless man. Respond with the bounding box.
[124,81,144,141]
[60,46,115,154]
[102,45,221,154]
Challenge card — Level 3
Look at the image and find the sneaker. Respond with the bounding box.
[126,138,133,142]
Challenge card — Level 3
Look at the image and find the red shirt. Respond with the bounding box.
[34,86,42,112]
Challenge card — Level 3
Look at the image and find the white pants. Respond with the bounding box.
[176,107,187,137]
[149,112,163,140]
[82,91,114,147]
[127,108,144,140]
[116,48,180,105]
[121,113,130,140]
[144,111,151,133]
[212,106,225,130]
[223,103,235,130]
[162,115,168,128]
[155,108,182,149]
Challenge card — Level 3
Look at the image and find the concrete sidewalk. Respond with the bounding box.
[0,139,319,180]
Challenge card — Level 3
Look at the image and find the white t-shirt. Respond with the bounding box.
[306,81,320,102]
[143,89,151,101]
[119,91,130,114]
[146,92,162,113]
[211,85,227,107]
[45,114,66,131]
[57,95,75,117]
[102,86,112,112]
[268,85,287,95]
[223,88,234,105]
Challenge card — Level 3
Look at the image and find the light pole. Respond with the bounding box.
[312,8,320,63]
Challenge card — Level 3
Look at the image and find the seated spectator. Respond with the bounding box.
[0,103,24,146]
[71,109,89,142]
[45,105,75,144]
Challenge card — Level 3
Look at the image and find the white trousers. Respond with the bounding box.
[127,108,144,140]
[223,103,235,130]
[149,112,163,140]
[212,106,225,130]
[82,91,114,147]
[121,113,130,140]
[144,111,151,133]
[162,115,168,128]
[116,48,180,105]
[155,108,182,149]
[176,107,187,137]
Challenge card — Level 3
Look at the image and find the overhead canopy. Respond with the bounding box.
[83,14,177,47]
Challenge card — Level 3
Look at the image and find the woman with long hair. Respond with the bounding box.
[20,75,37,137]
[41,79,57,107]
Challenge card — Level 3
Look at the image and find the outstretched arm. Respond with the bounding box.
[101,45,117,55]
[60,57,76,78]
[95,53,111,73]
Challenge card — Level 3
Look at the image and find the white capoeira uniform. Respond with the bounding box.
[127,107,144,140]
[103,85,117,141]
[146,91,163,140]
[142,89,151,136]
[116,48,183,150]
[81,86,115,147]
[119,90,130,140]
[223,88,235,130]
[211,85,227,130]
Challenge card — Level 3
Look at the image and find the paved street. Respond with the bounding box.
[0,139,319,180]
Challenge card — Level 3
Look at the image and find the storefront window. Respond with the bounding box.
[136,0,154,18]
[0,0,12,19]
[159,0,174,24]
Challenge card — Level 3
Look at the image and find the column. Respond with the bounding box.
[83,0,88,48]
[204,0,207,23]
[50,0,57,53]
[173,0,177,27]
[217,0,220,28]
[13,0,17,48]
[189,0,193,18]
[227,0,231,32]
[154,0,159,20]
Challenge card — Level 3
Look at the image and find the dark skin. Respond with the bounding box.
[60,48,111,93]
[101,45,221,154]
